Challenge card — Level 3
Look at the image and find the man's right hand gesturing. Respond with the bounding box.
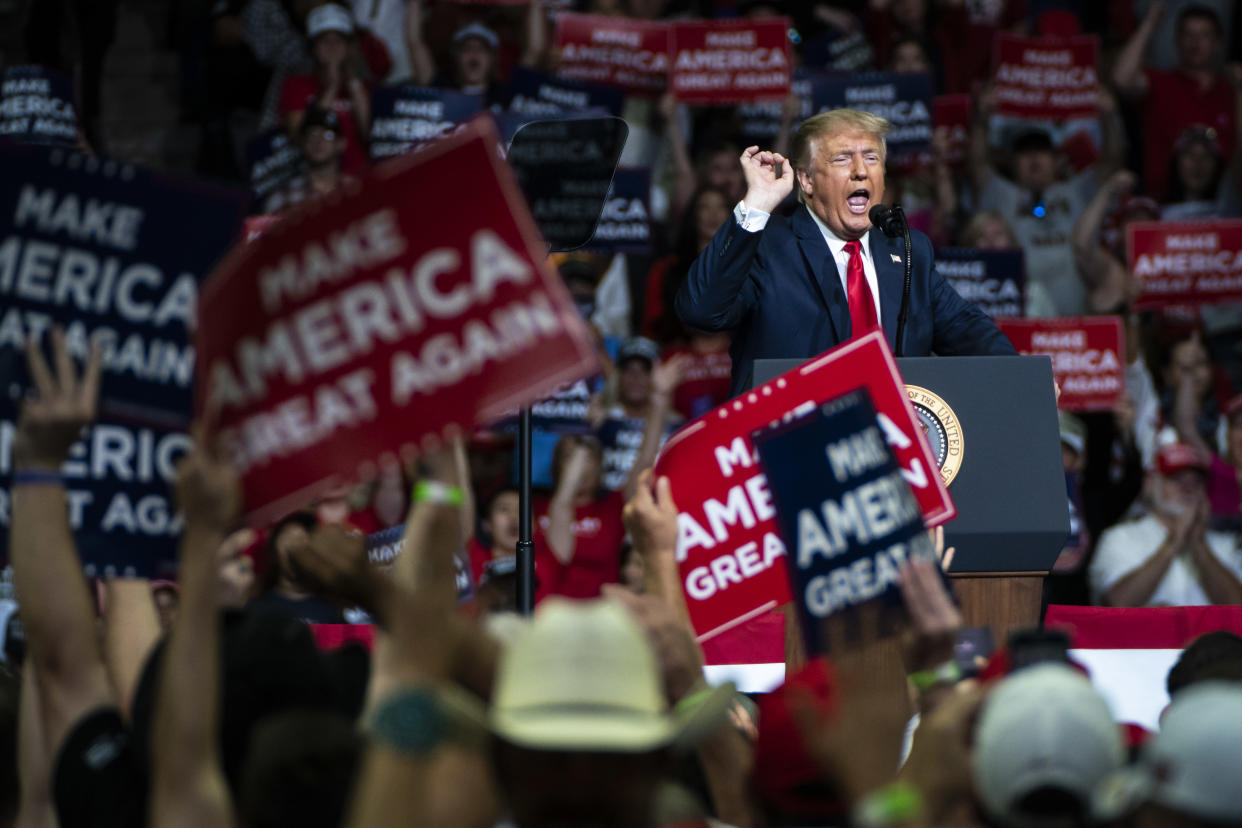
[739,145,793,215]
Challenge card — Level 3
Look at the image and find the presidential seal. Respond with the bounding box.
[904,385,963,486]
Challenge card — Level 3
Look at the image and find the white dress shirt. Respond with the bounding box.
[733,201,882,323]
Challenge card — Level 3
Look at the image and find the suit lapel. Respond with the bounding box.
[793,207,849,343]
[870,231,904,350]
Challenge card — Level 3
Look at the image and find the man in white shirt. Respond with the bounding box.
[1090,442,1242,607]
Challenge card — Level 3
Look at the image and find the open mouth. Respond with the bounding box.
[846,188,870,215]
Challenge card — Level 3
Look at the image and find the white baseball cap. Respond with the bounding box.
[1105,682,1242,824]
[488,598,733,752]
[973,664,1124,826]
[306,4,353,38]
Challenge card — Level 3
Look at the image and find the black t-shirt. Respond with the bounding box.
[247,592,345,624]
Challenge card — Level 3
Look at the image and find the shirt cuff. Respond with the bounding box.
[733,201,771,233]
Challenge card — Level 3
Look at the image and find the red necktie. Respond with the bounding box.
[845,239,878,339]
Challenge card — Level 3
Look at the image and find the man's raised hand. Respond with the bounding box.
[739,145,793,215]
[15,328,101,471]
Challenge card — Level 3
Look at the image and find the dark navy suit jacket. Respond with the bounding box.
[675,205,1017,397]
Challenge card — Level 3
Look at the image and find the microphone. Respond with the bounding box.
[868,204,904,237]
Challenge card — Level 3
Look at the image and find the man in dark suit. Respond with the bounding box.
[676,109,1016,397]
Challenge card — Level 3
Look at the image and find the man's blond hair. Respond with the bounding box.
[790,109,890,203]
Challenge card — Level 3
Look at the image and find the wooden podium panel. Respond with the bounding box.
[950,572,1044,645]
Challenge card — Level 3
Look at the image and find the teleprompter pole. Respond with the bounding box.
[516,406,535,615]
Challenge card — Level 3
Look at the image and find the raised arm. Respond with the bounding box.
[659,93,698,225]
[969,84,997,198]
[675,146,790,331]
[403,0,435,85]
[16,664,56,828]
[622,356,687,503]
[545,441,592,565]
[520,0,547,68]
[1073,169,1132,291]
[9,331,112,756]
[1094,88,1125,177]
[148,427,241,828]
[101,578,161,723]
[1112,1,1160,99]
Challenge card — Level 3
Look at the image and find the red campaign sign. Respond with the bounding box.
[197,117,599,525]
[553,13,669,93]
[668,18,791,105]
[1127,219,1242,309]
[653,332,955,643]
[997,317,1124,412]
[992,34,1099,121]
[933,94,971,169]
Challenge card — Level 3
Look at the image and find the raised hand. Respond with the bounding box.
[290,526,386,616]
[651,354,688,400]
[15,328,101,471]
[740,145,793,214]
[624,471,678,561]
[174,423,242,536]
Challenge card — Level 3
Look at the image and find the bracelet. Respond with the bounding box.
[852,781,925,828]
[908,660,963,693]
[368,687,447,756]
[412,480,464,506]
[11,469,64,487]
[674,686,716,716]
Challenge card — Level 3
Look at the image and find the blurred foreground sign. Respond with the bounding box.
[754,389,934,655]
[653,332,953,642]
[0,146,244,576]
[198,116,599,525]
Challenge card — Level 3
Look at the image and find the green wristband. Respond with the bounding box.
[908,659,963,692]
[412,480,464,506]
[853,781,925,828]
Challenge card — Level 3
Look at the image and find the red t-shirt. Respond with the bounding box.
[467,536,565,604]
[278,74,370,177]
[533,491,627,599]
[664,344,732,421]
[1142,69,1236,201]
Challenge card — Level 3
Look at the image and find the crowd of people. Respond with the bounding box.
[5,0,1242,826]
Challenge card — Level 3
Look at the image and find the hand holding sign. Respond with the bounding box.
[15,329,101,472]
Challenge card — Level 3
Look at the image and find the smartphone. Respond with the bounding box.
[1008,628,1071,671]
[954,627,996,678]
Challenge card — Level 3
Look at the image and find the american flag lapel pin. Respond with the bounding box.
[890,253,902,263]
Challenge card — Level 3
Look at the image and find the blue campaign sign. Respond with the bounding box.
[736,68,827,147]
[0,65,79,148]
[752,388,933,654]
[0,145,245,578]
[935,247,1025,319]
[810,71,933,161]
[369,85,483,160]
[588,167,651,254]
[246,127,303,205]
[504,66,625,118]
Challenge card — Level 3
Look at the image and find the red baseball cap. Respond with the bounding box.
[1155,443,1211,477]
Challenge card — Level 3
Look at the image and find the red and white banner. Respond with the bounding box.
[197,117,599,525]
[1048,604,1242,731]
[668,18,791,104]
[992,34,1099,121]
[1127,219,1242,309]
[553,13,669,93]
[997,317,1124,412]
[933,94,971,169]
[653,332,955,643]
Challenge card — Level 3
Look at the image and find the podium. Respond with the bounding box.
[754,355,1069,654]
